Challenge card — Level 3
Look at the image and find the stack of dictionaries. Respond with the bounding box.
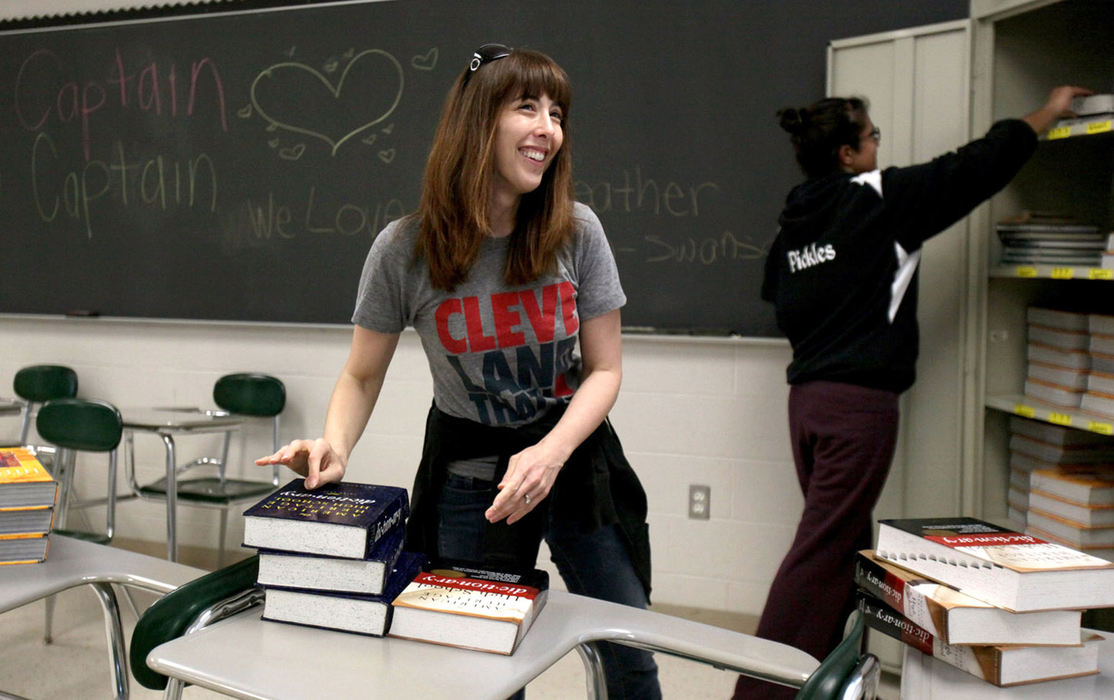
[242,478,549,654]
[856,517,1114,687]
[0,447,58,565]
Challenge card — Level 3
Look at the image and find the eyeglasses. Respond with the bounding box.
[867,126,881,144]
[463,43,512,86]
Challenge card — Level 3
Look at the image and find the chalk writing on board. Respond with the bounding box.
[241,188,407,240]
[249,48,405,157]
[15,47,229,163]
[31,134,218,239]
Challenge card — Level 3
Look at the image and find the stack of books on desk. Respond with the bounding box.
[0,447,58,565]
[388,559,550,655]
[863,517,1114,687]
[241,478,423,637]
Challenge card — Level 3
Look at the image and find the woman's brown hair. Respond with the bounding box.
[415,48,575,291]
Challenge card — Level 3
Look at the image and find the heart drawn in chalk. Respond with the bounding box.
[411,48,438,71]
[250,49,404,156]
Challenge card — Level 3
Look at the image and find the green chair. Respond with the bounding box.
[794,610,879,700]
[2,365,78,462]
[127,373,286,564]
[36,398,127,644]
[130,555,262,698]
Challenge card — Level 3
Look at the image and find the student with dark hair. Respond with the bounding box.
[257,43,660,699]
[733,84,1089,699]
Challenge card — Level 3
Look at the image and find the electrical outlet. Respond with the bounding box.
[688,484,710,520]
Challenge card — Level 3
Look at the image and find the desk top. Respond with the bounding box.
[122,407,243,432]
[901,631,1114,699]
[148,590,819,700]
[0,536,205,613]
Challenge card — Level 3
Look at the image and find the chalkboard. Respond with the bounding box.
[0,0,966,335]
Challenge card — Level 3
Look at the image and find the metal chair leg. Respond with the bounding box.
[576,642,609,700]
[218,508,229,568]
[163,678,185,700]
[89,581,128,700]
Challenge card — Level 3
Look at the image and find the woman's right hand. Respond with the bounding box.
[255,438,346,489]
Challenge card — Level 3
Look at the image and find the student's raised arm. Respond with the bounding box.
[255,325,400,488]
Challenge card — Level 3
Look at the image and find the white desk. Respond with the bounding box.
[148,589,820,699]
[123,408,243,562]
[901,630,1114,699]
[0,535,205,699]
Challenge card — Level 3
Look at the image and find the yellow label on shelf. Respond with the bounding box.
[1086,120,1112,135]
[1048,412,1072,426]
[1050,267,1074,279]
[1089,421,1114,436]
[1016,266,1038,278]
[1047,125,1071,140]
[1013,404,1035,418]
[1089,268,1114,281]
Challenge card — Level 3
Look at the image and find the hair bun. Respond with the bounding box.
[777,107,807,134]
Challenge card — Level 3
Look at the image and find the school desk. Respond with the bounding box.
[122,407,243,562]
[0,535,205,699]
[147,588,820,699]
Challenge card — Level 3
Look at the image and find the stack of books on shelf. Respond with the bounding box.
[1103,233,1114,271]
[241,477,421,637]
[1006,416,1114,530]
[1082,313,1114,421]
[996,212,1104,267]
[863,517,1114,687]
[0,447,58,565]
[1027,469,1114,560]
[1024,307,1092,409]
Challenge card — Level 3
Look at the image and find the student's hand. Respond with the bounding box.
[1022,85,1093,134]
[255,438,346,489]
[485,442,565,525]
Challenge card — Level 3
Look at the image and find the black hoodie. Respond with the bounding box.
[762,118,1037,393]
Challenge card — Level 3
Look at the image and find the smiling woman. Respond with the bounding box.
[255,43,662,700]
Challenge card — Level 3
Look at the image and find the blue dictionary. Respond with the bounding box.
[262,550,427,636]
[242,478,408,558]
[256,524,405,595]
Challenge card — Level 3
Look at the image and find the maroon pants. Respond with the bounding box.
[733,381,898,699]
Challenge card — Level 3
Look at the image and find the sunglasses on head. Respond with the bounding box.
[463,43,512,86]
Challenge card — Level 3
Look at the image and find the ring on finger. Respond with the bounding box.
[524,493,532,505]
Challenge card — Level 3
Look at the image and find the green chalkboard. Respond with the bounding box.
[0,0,967,334]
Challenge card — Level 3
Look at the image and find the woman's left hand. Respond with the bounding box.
[485,442,565,525]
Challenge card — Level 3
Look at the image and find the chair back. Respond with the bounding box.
[13,364,78,445]
[794,611,876,700]
[130,555,260,690]
[213,373,285,418]
[37,398,123,539]
[37,399,122,452]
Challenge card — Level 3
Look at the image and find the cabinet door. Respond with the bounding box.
[828,20,972,521]
[828,18,972,674]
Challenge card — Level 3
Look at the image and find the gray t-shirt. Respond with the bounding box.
[352,201,626,430]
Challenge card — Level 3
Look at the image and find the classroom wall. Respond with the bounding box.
[1,0,969,616]
[1,318,799,613]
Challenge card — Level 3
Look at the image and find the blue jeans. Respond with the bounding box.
[438,473,661,700]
